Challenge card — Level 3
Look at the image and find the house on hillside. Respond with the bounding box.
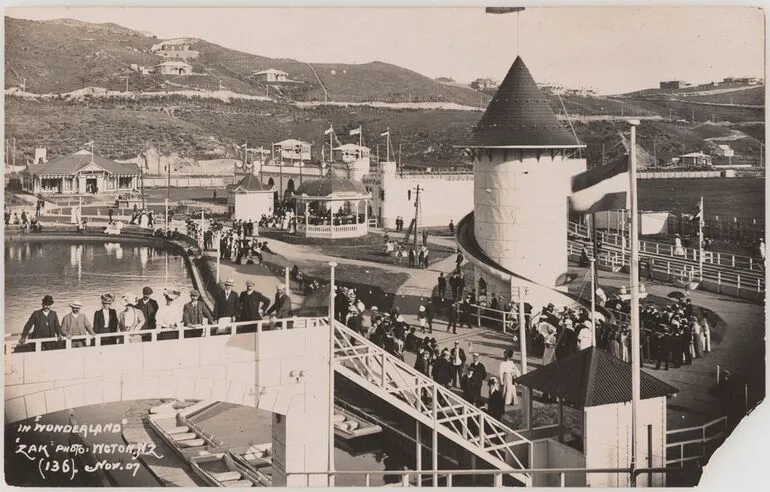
[22,150,140,195]
[678,151,712,168]
[273,139,311,162]
[252,69,289,83]
[660,80,690,90]
[470,78,498,90]
[713,144,734,157]
[151,38,199,59]
[157,61,193,76]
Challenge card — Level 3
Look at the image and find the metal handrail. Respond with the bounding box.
[331,320,531,478]
[569,220,764,272]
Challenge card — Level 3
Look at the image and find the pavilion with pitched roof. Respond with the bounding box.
[22,150,141,195]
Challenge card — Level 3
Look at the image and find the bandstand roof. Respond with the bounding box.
[463,56,583,149]
[25,150,141,176]
[294,178,368,198]
[516,347,678,409]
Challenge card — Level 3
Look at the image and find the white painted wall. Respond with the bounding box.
[583,397,667,487]
[233,192,274,221]
[372,163,474,230]
[474,149,585,289]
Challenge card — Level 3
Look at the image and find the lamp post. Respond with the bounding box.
[327,261,337,487]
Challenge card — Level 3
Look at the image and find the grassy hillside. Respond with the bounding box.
[10,93,762,171]
[4,16,489,106]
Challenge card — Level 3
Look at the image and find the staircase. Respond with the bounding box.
[328,320,532,485]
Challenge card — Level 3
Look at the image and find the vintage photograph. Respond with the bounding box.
[3,5,766,487]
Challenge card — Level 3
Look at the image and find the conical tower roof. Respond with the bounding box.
[466,57,583,148]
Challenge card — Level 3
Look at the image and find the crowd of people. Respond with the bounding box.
[5,209,43,232]
[16,277,294,350]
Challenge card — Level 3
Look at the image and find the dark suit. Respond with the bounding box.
[93,309,118,334]
[93,308,119,345]
[266,292,292,329]
[182,300,214,337]
[20,309,62,350]
[239,290,271,322]
[214,289,240,320]
[135,298,159,330]
[464,361,487,406]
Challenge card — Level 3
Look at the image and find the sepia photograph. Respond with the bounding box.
[2,4,766,488]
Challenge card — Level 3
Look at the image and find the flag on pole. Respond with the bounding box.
[381,130,390,137]
[324,125,334,136]
[569,158,630,213]
[349,127,361,136]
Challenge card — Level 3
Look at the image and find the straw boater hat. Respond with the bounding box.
[100,293,114,304]
[224,278,235,287]
[69,300,83,309]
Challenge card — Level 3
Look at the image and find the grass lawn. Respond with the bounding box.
[259,229,456,266]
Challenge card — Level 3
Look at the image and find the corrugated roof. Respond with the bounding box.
[25,150,141,176]
[466,56,582,148]
[294,178,368,198]
[232,174,271,192]
[516,347,678,408]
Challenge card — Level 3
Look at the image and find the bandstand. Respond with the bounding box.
[293,178,370,238]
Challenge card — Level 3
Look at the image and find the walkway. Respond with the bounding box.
[235,229,761,432]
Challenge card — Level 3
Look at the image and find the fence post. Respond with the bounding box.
[732,255,736,268]
[737,274,741,293]
[717,252,721,266]
[656,243,659,255]
[717,271,722,293]
[560,472,566,487]
[502,311,507,334]
[477,305,481,328]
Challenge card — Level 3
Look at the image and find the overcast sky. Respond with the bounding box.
[6,5,765,94]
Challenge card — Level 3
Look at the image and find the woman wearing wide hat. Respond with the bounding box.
[118,293,146,343]
[156,288,183,340]
[93,293,119,344]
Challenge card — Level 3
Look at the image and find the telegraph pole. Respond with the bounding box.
[412,185,421,249]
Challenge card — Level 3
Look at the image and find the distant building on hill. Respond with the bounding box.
[677,151,712,167]
[660,80,690,89]
[151,38,199,59]
[713,144,734,157]
[724,76,761,85]
[157,61,193,76]
[252,69,289,83]
[470,78,499,90]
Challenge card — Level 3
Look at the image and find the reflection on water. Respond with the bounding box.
[4,241,193,336]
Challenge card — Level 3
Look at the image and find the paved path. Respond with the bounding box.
[202,228,761,432]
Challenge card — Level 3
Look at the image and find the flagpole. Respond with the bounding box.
[628,119,642,485]
[386,129,391,162]
[699,196,704,281]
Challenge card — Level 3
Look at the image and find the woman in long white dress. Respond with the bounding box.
[499,349,520,406]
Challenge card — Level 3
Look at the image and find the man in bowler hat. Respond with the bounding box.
[19,295,62,350]
[136,286,159,341]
